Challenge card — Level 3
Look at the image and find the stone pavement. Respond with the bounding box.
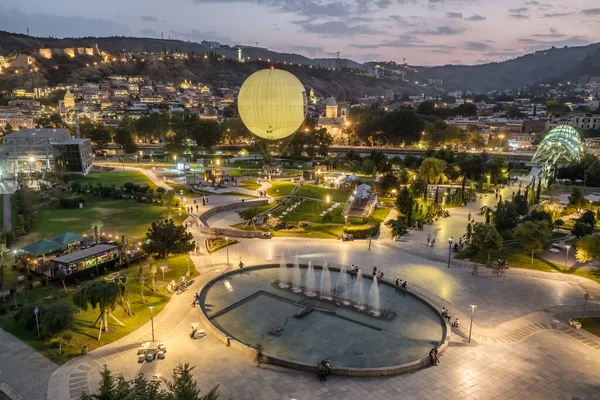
[13,172,600,399]
[0,329,57,400]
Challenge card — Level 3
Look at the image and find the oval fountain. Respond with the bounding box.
[199,263,449,376]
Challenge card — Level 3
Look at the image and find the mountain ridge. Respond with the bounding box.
[1,31,599,93]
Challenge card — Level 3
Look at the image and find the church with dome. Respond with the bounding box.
[317,96,349,143]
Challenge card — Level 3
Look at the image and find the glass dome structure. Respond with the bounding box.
[532,125,582,173]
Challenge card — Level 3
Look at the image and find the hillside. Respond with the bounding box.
[412,43,600,92]
[1,31,599,94]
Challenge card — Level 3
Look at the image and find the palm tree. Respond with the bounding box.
[419,157,446,184]
[73,281,125,340]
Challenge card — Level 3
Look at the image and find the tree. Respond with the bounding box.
[114,119,137,153]
[55,268,69,293]
[493,200,519,233]
[163,363,219,400]
[568,186,586,207]
[575,233,600,263]
[238,207,261,228]
[385,218,407,239]
[395,186,412,214]
[513,194,528,216]
[471,223,503,261]
[513,221,552,265]
[190,120,222,150]
[419,157,446,184]
[41,303,75,354]
[89,123,112,149]
[578,210,596,229]
[36,113,67,129]
[4,122,14,134]
[410,178,427,201]
[144,219,195,265]
[138,265,147,304]
[82,363,220,400]
[73,281,124,340]
[572,221,594,238]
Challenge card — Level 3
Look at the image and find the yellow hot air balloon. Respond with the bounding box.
[238,68,307,140]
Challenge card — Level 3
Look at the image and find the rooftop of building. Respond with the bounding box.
[3,128,71,139]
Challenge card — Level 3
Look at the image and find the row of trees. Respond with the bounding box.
[82,363,219,400]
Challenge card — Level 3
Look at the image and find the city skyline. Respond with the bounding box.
[4,0,600,65]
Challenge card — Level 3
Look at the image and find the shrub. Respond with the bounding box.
[50,338,61,348]
[59,197,85,209]
[70,182,82,192]
[322,213,333,223]
[0,306,7,315]
[100,186,113,197]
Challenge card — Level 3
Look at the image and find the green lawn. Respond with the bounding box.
[19,197,171,246]
[232,207,390,239]
[582,318,600,338]
[266,182,350,204]
[238,180,261,191]
[72,171,157,190]
[0,254,195,364]
[295,185,350,203]
[266,182,298,197]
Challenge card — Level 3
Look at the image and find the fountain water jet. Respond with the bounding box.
[319,262,332,300]
[278,254,289,288]
[353,269,365,310]
[305,261,316,297]
[369,277,381,316]
[292,258,302,293]
[335,265,349,297]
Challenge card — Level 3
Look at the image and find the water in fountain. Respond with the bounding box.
[305,261,316,297]
[319,262,332,300]
[353,269,365,309]
[278,254,289,288]
[369,277,381,316]
[336,265,348,294]
[336,265,350,305]
[292,258,302,292]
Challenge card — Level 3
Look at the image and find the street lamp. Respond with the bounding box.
[160,266,166,296]
[468,304,477,343]
[148,304,155,342]
[29,156,35,175]
[178,207,182,224]
[344,215,348,226]
[564,245,571,268]
[447,237,453,268]
[225,237,230,266]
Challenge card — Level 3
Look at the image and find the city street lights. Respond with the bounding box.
[225,237,230,266]
[468,304,477,343]
[160,266,166,296]
[447,237,453,268]
[344,215,348,226]
[148,304,155,342]
[29,156,35,175]
[498,134,505,151]
[564,245,571,268]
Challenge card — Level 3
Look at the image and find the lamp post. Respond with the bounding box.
[173,154,177,168]
[148,304,155,342]
[178,207,182,224]
[564,245,571,268]
[160,266,166,296]
[225,237,230,266]
[468,304,477,343]
[344,215,348,226]
[447,237,453,268]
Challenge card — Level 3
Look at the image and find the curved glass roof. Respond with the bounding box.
[532,125,582,169]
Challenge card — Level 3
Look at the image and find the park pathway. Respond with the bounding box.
[3,194,11,231]
[0,328,58,400]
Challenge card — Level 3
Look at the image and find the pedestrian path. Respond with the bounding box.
[47,276,205,400]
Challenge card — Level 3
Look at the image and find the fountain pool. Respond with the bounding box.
[200,264,447,373]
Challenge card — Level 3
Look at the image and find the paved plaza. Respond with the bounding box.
[2,170,600,400]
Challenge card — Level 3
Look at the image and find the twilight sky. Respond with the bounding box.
[5,0,600,65]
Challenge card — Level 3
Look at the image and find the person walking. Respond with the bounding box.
[255,344,263,367]
[467,212,471,221]
[427,234,431,245]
